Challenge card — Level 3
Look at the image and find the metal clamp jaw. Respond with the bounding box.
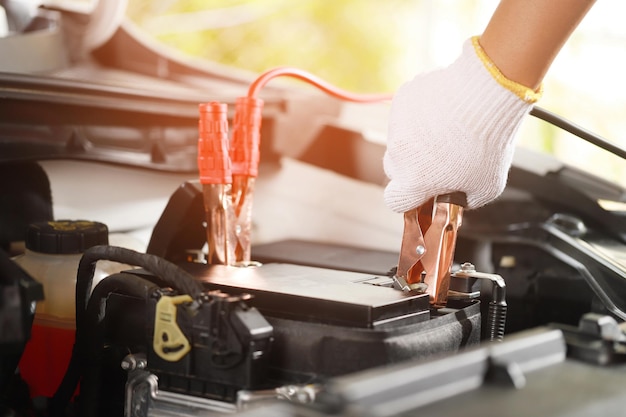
[393,192,467,308]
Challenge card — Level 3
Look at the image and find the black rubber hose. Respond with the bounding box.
[75,245,203,318]
[79,273,160,417]
[50,245,203,416]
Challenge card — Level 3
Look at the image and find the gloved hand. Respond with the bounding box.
[383,37,541,212]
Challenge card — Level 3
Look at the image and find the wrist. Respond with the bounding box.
[472,36,543,103]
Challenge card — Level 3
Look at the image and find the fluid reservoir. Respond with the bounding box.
[15,220,125,399]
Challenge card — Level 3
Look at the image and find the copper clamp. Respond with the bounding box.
[393,192,467,307]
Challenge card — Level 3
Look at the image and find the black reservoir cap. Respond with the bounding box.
[25,220,108,254]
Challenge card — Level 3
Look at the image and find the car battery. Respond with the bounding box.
[175,262,481,383]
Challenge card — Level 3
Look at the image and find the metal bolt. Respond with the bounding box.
[121,356,135,371]
[461,262,476,272]
[121,354,147,371]
[416,245,425,255]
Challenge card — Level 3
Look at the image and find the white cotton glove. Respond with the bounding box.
[383,37,542,212]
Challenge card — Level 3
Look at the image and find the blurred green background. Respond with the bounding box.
[126,0,626,188]
[126,0,489,93]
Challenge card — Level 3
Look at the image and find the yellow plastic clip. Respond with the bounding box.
[153,294,193,362]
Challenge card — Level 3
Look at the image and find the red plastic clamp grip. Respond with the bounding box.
[230,97,264,177]
[198,102,232,184]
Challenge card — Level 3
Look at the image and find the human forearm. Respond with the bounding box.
[479,0,596,90]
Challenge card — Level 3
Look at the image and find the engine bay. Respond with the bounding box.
[2,6,626,416]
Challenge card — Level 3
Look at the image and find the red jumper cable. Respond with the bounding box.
[229,67,392,264]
